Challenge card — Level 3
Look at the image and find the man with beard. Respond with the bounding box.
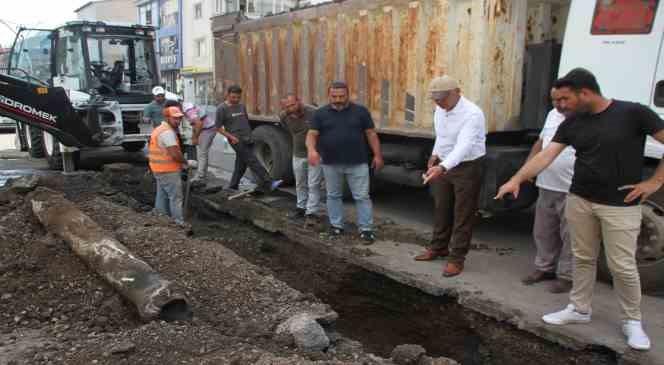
[496,68,664,351]
[279,94,322,225]
[306,81,384,243]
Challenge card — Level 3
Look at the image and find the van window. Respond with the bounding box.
[591,0,659,35]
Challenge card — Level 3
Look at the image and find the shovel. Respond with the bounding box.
[182,160,198,220]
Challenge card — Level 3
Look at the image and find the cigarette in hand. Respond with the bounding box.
[422,173,433,185]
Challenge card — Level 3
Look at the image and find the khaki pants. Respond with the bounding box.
[565,194,642,321]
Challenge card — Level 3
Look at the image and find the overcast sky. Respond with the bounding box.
[0,0,89,48]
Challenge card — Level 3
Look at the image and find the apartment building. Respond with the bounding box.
[181,0,215,106]
[75,0,137,23]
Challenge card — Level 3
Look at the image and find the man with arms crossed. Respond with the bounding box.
[496,68,664,350]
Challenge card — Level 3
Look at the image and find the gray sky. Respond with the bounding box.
[0,0,89,48]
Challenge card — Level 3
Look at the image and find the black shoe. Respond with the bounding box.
[304,214,319,227]
[288,208,306,218]
[360,231,376,244]
[329,227,344,236]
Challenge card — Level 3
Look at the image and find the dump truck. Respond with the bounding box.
[0,21,167,169]
[211,0,664,291]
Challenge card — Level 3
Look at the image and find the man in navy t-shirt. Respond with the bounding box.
[306,81,384,243]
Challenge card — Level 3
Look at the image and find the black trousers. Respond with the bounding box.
[229,141,272,190]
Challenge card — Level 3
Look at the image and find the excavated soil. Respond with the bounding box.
[0,171,397,365]
[0,166,618,365]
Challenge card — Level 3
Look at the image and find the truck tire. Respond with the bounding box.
[598,201,664,294]
[42,130,79,171]
[251,125,293,183]
[26,124,46,158]
[122,141,146,152]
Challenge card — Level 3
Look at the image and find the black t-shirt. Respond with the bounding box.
[552,100,664,206]
[310,103,375,165]
[215,102,253,142]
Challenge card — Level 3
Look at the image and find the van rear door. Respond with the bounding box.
[559,0,664,159]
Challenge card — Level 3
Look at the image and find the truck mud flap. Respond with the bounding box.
[479,145,538,214]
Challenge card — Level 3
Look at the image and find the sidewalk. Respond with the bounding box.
[195,172,664,365]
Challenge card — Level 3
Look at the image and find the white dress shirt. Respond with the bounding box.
[432,96,487,170]
[536,109,576,193]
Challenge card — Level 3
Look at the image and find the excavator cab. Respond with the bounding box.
[2,22,160,169]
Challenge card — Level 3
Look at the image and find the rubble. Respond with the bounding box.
[276,313,331,352]
[0,172,400,364]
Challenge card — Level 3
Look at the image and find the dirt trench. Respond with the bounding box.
[100,165,619,365]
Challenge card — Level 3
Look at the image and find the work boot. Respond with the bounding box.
[359,230,376,244]
[549,279,573,293]
[623,320,651,351]
[521,270,556,285]
[414,248,450,261]
[328,226,344,237]
[304,214,319,227]
[288,208,306,218]
[542,304,591,325]
[443,262,464,277]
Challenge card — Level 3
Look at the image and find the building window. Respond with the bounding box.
[161,0,179,27]
[146,8,153,25]
[195,38,207,58]
[194,3,203,19]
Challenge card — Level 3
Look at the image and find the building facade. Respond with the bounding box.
[75,0,138,23]
[157,0,183,94]
[215,0,296,18]
[181,0,215,107]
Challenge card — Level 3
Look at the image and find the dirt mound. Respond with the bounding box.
[0,174,393,365]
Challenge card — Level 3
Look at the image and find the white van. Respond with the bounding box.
[560,0,664,159]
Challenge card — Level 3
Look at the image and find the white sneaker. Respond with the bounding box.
[542,304,591,325]
[623,320,651,351]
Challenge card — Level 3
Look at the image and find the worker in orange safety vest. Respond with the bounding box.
[149,106,188,225]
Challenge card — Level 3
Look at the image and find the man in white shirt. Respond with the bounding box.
[521,87,576,293]
[414,75,486,277]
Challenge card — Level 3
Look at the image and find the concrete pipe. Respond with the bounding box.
[29,187,191,321]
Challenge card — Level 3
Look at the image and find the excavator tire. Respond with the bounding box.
[26,124,46,158]
[41,130,79,171]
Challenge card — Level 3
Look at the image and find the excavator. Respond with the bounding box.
[0,21,166,170]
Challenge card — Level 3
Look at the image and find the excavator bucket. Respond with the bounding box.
[0,72,95,147]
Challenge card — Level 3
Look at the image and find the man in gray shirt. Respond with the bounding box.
[143,86,166,127]
[280,94,322,223]
[215,85,281,192]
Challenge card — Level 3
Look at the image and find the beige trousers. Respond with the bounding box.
[565,194,643,321]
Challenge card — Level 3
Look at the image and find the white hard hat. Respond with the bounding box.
[182,102,194,112]
[152,86,166,96]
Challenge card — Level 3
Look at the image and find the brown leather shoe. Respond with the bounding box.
[549,279,573,293]
[521,270,556,285]
[414,248,450,261]
[443,262,464,277]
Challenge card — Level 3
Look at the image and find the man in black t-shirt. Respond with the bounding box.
[496,68,664,351]
[215,85,282,192]
[306,81,384,243]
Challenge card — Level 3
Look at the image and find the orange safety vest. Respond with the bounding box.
[148,123,182,173]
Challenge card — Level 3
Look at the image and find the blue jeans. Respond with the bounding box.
[293,157,323,215]
[154,172,184,225]
[322,163,373,232]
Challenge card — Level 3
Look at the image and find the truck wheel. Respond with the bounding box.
[42,130,79,171]
[251,125,293,183]
[122,141,146,152]
[598,201,664,294]
[26,124,46,158]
